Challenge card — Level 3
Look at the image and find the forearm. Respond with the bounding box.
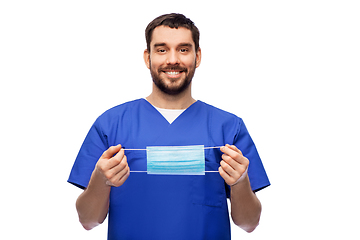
[76,169,111,230]
[230,175,262,233]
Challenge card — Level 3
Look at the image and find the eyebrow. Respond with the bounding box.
[153,43,166,48]
[153,42,193,48]
[178,43,193,48]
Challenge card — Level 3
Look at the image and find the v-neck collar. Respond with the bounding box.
[141,98,199,125]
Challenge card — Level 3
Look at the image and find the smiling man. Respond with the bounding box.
[144,20,201,109]
[145,25,200,99]
[68,13,270,239]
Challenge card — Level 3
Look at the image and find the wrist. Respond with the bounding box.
[230,167,248,186]
[230,174,250,191]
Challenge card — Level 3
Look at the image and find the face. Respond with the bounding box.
[144,26,201,95]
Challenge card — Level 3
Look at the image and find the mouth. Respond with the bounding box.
[163,71,183,78]
[159,67,187,79]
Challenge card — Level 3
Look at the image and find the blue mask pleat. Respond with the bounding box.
[146,145,205,175]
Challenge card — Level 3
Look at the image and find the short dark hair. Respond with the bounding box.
[145,13,200,53]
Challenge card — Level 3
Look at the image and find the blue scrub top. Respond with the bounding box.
[68,99,270,239]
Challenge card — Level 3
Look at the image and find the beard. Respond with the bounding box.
[149,60,196,95]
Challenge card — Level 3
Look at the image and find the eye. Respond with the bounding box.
[179,48,188,53]
[157,49,166,53]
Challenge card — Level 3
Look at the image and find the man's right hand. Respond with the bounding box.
[76,144,129,230]
[95,144,130,187]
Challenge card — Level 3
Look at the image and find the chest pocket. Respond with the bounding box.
[191,152,227,208]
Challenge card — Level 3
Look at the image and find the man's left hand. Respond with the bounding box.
[219,144,249,186]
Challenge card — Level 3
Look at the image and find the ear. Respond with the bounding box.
[195,47,202,68]
[144,49,150,69]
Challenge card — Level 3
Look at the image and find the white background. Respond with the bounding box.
[1,0,359,239]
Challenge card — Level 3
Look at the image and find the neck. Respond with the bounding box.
[146,83,196,109]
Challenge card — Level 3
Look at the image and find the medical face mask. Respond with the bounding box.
[146,145,205,175]
[125,145,220,175]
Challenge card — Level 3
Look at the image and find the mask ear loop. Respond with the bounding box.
[204,146,222,149]
[123,146,222,151]
[124,146,222,173]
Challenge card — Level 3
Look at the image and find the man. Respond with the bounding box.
[68,13,270,239]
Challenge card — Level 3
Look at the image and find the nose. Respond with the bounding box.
[166,50,180,65]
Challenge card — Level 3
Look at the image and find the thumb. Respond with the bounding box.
[101,144,122,159]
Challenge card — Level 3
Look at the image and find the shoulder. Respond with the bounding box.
[198,101,243,124]
[98,99,143,119]
[104,98,143,114]
[91,99,144,129]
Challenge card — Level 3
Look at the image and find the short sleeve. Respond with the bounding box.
[233,119,270,192]
[67,118,109,189]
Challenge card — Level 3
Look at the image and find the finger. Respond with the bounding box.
[221,153,242,173]
[227,144,243,155]
[115,165,130,182]
[108,166,130,187]
[221,145,243,170]
[220,144,246,164]
[219,161,245,186]
[104,148,126,171]
[218,165,239,186]
[225,143,241,152]
[100,152,127,178]
[101,144,122,159]
[104,156,128,183]
[220,159,238,176]
[109,154,128,174]
[221,144,242,158]
[110,148,125,165]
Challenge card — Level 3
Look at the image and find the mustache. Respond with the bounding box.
[158,66,188,73]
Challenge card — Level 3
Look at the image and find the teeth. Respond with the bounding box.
[165,71,180,75]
